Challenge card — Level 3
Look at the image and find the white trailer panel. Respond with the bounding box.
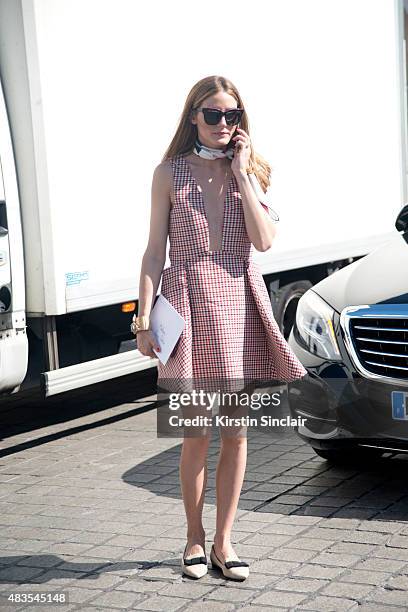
[0,0,404,315]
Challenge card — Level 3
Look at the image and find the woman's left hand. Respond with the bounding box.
[231,127,251,176]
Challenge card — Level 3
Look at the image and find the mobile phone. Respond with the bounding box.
[230,124,240,152]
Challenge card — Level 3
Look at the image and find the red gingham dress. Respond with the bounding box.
[156,153,307,393]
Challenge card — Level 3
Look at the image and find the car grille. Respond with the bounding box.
[349,316,408,379]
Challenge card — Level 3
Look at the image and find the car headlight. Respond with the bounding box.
[295,290,341,360]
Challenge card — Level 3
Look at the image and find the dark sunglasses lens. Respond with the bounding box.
[202,109,222,125]
[226,110,242,125]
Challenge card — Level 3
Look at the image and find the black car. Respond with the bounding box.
[287,204,408,463]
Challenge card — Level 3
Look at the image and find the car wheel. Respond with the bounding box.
[313,447,385,464]
[272,280,313,339]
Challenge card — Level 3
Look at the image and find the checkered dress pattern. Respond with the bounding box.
[156,154,307,392]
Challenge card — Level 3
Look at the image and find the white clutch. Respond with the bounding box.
[149,294,186,365]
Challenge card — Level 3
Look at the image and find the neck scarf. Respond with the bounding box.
[193,136,235,160]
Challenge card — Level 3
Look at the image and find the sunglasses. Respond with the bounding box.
[194,107,244,126]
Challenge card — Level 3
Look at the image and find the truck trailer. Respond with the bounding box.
[0,0,405,397]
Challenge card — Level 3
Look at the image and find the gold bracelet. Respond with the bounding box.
[130,314,150,335]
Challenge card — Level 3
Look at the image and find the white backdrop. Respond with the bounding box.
[11,0,407,309]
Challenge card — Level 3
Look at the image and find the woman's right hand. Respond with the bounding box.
[136,330,161,358]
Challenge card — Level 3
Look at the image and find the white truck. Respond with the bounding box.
[0,0,406,397]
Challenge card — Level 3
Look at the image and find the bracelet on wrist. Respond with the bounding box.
[130,314,150,335]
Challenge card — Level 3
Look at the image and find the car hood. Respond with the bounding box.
[312,232,408,313]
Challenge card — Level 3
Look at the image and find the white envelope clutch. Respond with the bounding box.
[150,294,186,365]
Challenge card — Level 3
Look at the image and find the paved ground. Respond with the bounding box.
[1,376,408,611]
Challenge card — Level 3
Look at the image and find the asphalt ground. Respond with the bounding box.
[1,373,408,611]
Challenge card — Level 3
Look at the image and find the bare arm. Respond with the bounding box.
[137,160,172,317]
[235,171,277,252]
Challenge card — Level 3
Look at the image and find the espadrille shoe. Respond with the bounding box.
[181,543,208,579]
[210,544,249,581]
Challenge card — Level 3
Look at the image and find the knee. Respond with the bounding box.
[220,434,247,451]
[182,434,211,457]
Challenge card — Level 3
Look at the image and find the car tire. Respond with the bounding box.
[273,280,313,339]
[313,447,385,464]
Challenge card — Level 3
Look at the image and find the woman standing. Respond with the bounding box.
[135,75,307,581]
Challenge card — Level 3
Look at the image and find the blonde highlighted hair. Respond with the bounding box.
[162,75,272,193]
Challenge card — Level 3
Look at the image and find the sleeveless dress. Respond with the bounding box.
[156,154,307,393]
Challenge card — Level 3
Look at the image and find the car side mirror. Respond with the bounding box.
[395,203,408,232]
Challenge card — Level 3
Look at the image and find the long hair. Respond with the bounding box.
[162,75,272,193]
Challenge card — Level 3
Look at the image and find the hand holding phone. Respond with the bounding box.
[229,126,252,176]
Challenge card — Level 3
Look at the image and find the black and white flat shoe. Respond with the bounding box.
[210,544,249,581]
[181,544,208,579]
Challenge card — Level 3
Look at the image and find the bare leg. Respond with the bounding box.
[212,384,253,561]
[213,434,247,561]
[179,409,211,557]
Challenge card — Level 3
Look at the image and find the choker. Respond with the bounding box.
[193,137,234,160]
